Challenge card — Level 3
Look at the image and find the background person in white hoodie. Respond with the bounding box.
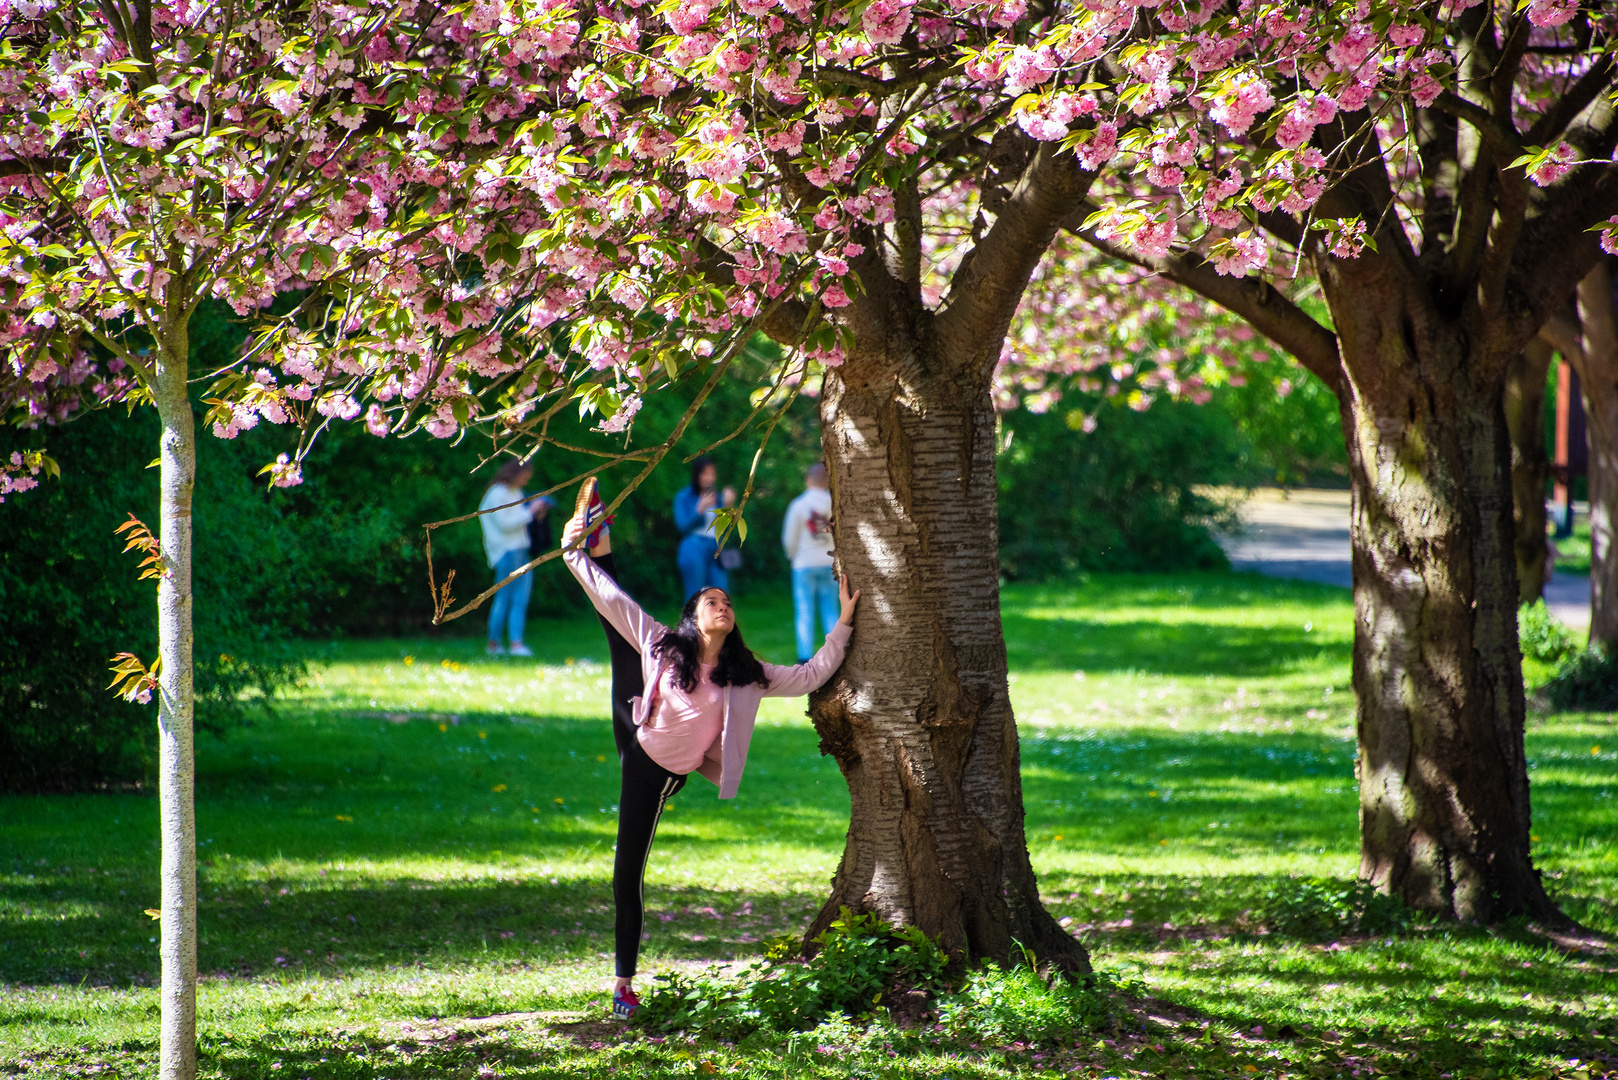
[781,463,838,663]
[479,459,550,656]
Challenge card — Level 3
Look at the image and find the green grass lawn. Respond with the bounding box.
[3,572,1616,1079]
[1553,518,1593,578]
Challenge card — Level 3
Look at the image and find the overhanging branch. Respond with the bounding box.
[1069,221,1341,390]
[691,236,817,347]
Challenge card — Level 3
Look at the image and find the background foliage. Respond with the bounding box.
[1,295,1353,790]
[0,404,308,791]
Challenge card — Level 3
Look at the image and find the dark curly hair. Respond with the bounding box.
[651,588,768,691]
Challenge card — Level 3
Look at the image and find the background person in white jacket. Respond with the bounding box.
[781,463,838,662]
[479,459,550,656]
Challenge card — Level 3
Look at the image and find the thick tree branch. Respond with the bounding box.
[935,140,1095,368]
[0,157,70,177]
[1539,309,1584,365]
[1512,164,1618,328]
[1415,106,1459,256]
[1525,53,1618,148]
[1431,91,1523,160]
[1313,112,1415,266]
[1070,223,1342,391]
[1489,13,1531,117]
[890,168,924,293]
[1255,208,1306,250]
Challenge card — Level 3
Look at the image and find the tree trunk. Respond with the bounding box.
[1324,271,1561,924]
[152,330,198,1080]
[1574,265,1618,647]
[1504,340,1553,604]
[807,333,1088,972]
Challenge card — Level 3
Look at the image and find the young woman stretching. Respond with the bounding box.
[560,479,860,1020]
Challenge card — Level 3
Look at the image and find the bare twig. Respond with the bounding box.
[425,293,798,623]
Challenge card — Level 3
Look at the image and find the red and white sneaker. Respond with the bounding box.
[574,478,612,550]
[611,984,640,1020]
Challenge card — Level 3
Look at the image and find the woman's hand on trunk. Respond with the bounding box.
[837,574,861,626]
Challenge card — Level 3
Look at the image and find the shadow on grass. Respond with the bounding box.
[0,876,823,987]
[9,719,1612,984]
[17,1025,1032,1080]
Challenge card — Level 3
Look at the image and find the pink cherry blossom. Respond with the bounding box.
[862,0,914,46]
[1529,143,1579,187]
[1526,0,1578,26]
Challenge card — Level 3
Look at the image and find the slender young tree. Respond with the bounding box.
[1065,3,1618,922]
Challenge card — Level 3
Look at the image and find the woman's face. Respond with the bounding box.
[514,467,533,489]
[697,464,717,491]
[694,589,734,637]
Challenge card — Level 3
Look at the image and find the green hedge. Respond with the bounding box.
[996,398,1241,578]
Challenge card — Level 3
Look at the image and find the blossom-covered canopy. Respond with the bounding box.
[1,0,1574,490]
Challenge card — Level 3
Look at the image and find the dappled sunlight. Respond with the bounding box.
[4,575,1613,1079]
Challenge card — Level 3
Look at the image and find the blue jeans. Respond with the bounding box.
[677,535,728,601]
[791,565,840,661]
[488,547,533,644]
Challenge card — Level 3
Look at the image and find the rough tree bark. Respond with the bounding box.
[1320,255,1558,922]
[799,142,1092,970]
[1504,340,1554,603]
[152,318,198,1080]
[1073,125,1617,922]
[1574,264,1618,646]
[810,334,1082,970]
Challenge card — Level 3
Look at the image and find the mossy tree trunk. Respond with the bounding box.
[1322,256,1556,921]
[808,326,1086,970]
[1071,55,1618,921]
[746,139,1095,970]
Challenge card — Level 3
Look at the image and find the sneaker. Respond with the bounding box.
[486,642,505,656]
[508,642,534,658]
[573,478,613,550]
[612,985,640,1020]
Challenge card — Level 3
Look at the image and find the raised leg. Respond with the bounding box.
[588,550,645,761]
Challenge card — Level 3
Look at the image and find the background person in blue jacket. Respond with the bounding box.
[673,456,735,600]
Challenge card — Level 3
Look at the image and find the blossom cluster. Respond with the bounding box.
[1,0,1608,483]
[0,449,53,502]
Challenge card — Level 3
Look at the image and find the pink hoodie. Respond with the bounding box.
[563,550,851,798]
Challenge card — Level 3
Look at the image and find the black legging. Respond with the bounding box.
[589,553,688,978]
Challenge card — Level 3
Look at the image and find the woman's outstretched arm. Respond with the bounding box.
[561,512,666,655]
[761,574,860,697]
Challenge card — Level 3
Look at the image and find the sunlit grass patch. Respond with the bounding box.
[3,574,1614,1079]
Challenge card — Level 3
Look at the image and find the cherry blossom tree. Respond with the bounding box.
[1059,2,1618,924]
[5,0,1584,1073]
